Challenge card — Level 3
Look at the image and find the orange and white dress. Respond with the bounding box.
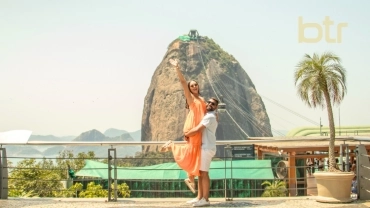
[172,98,206,176]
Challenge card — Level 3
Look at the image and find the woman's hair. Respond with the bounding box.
[185,80,200,109]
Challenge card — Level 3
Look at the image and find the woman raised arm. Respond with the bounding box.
[169,59,198,107]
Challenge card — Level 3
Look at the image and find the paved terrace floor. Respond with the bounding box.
[1,197,370,208]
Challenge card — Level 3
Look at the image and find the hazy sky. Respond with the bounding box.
[1,0,369,136]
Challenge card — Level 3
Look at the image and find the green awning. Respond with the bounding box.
[178,35,191,42]
[76,159,274,180]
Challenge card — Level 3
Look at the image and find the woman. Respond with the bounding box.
[160,59,206,193]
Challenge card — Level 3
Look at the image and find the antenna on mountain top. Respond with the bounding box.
[188,29,199,40]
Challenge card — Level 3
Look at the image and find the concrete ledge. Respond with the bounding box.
[1,197,369,208]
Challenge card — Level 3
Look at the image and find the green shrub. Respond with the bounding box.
[79,182,108,198]
[111,182,131,198]
[261,180,287,197]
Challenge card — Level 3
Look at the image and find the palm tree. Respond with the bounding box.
[294,52,346,172]
[261,180,287,197]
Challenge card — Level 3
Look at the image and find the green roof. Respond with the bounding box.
[178,35,190,41]
[76,159,274,180]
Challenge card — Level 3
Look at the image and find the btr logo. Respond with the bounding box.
[298,16,348,43]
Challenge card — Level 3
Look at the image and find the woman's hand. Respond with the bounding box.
[169,59,179,67]
[183,131,189,141]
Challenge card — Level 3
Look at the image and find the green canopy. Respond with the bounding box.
[178,35,191,42]
[76,160,274,180]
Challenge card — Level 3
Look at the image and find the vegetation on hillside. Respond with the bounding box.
[199,37,237,69]
[171,36,237,76]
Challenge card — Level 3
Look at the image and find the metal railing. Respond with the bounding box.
[356,144,370,199]
[0,135,369,201]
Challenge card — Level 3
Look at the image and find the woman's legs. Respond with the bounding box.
[188,174,195,183]
[185,175,196,193]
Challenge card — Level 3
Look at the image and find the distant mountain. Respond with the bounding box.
[43,146,65,156]
[128,129,141,141]
[103,128,141,141]
[104,128,128,138]
[73,129,136,142]
[28,135,76,155]
[63,129,141,158]
[4,145,42,156]
[29,135,75,141]
[6,129,142,158]
[74,129,105,141]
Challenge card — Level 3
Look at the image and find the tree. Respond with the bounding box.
[8,158,63,197]
[9,150,99,197]
[56,150,97,179]
[112,183,131,198]
[79,182,108,198]
[261,180,287,197]
[294,52,346,171]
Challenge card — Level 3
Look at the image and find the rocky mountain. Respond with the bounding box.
[141,34,272,154]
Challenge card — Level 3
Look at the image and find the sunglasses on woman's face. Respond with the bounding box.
[190,83,198,87]
[207,101,216,106]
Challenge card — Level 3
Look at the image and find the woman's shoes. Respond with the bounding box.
[184,178,196,193]
[159,140,172,152]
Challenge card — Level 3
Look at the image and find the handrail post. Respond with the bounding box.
[108,148,117,202]
[340,143,349,171]
[224,144,232,201]
[0,148,8,199]
[356,144,370,199]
